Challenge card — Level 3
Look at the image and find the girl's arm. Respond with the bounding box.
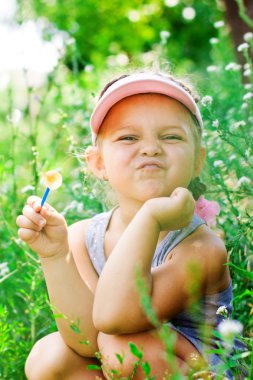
[93,188,228,334]
[17,196,98,356]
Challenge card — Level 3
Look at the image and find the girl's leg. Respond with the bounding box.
[25,331,105,380]
[98,328,205,380]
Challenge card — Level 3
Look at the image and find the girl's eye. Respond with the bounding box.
[118,136,137,141]
[162,135,183,141]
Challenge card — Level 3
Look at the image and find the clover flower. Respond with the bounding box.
[237,43,249,52]
[207,65,220,73]
[213,160,224,168]
[216,305,228,318]
[209,38,219,45]
[214,20,224,29]
[243,69,251,77]
[218,320,243,340]
[200,95,213,106]
[237,176,251,187]
[229,120,246,132]
[212,119,219,128]
[0,262,10,277]
[243,92,253,101]
[160,30,170,44]
[243,32,253,42]
[195,196,220,227]
[225,62,241,71]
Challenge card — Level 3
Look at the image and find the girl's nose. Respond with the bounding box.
[139,138,162,156]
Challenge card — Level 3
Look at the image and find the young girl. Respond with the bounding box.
[16,72,233,380]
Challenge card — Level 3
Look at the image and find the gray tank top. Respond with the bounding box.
[85,209,233,353]
[85,208,207,274]
[85,210,238,377]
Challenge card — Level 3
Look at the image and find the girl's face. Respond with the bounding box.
[94,94,204,204]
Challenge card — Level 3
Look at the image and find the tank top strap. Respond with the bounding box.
[85,209,113,275]
[152,214,205,267]
[86,211,205,275]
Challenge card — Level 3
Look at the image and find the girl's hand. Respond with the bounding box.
[143,187,195,231]
[16,196,69,258]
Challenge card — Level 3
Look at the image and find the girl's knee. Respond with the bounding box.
[25,333,60,379]
[25,332,102,380]
[25,332,73,380]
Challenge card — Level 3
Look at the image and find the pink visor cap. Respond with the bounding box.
[90,73,203,144]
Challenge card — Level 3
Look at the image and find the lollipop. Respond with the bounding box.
[41,170,62,206]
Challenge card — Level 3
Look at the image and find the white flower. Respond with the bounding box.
[84,64,94,72]
[243,32,253,42]
[214,20,224,28]
[164,0,179,8]
[209,37,219,45]
[245,148,251,158]
[237,176,251,187]
[229,120,246,132]
[244,63,251,70]
[21,185,35,193]
[216,305,228,317]
[244,69,251,77]
[115,53,129,66]
[201,95,213,106]
[213,160,224,167]
[207,65,220,73]
[225,62,241,71]
[237,42,249,52]
[160,30,170,44]
[7,109,22,125]
[127,10,140,22]
[212,119,219,128]
[243,92,253,101]
[218,320,243,340]
[0,262,10,277]
[244,83,252,90]
[229,154,236,161]
[182,7,196,21]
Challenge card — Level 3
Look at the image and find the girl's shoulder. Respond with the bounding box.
[169,224,230,293]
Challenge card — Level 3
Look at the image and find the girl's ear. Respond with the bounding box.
[194,146,206,177]
[85,146,107,180]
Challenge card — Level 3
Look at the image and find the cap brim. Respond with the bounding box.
[90,73,202,143]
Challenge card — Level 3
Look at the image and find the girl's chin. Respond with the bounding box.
[136,190,172,202]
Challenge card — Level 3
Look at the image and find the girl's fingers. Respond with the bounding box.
[22,205,47,227]
[17,227,39,243]
[25,196,66,226]
[16,214,44,232]
[27,196,51,212]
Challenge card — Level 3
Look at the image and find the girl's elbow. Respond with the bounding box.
[93,308,125,335]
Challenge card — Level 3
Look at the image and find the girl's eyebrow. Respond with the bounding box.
[109,124,190,137]
[159,125,189,134]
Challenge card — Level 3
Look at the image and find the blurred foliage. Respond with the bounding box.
[16,0,223,71]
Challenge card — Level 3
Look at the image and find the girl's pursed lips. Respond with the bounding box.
[136,160,165,169]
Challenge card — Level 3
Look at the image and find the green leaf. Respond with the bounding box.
[87,364,101,371]
[129,342,143,359]
[228,263,253,281]
[141,361,151,376]
[70,322,81,334]
[115,352,124,364]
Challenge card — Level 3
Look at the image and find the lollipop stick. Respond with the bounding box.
[41,187,50,206]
